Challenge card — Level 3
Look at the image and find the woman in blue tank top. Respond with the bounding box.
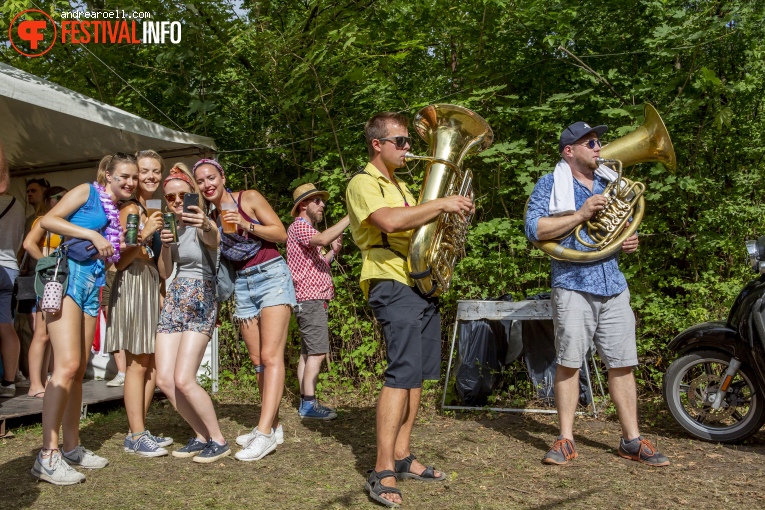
[31,153,138,486]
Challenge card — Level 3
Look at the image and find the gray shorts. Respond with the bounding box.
[296,299,330,355]
[552,287,637,370]
[0,266,18,323]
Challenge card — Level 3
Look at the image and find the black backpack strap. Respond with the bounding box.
[0,197,16,220]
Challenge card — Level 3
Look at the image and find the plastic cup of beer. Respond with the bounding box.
[220,202,238,234]
[146,199,162,216]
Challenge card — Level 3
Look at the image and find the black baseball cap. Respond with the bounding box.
[558,121,608,153]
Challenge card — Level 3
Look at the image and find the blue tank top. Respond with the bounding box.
[67,184,108,230]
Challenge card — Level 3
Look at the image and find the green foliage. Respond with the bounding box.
[3,0,765,395]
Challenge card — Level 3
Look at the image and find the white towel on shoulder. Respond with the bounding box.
[548,159,620,216]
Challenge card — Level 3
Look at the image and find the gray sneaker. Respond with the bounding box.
[0,383,16,398]
[236,424,284,446]
[192,440,231,464]
[542,436,578,465]
[31,450,86,485]
[172,437,207,458]
[62,445,109,469]
[146,429,173,448]
[125,433,168,457]
[618,436,670,467]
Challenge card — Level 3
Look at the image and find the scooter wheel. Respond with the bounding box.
[663,350,765,443]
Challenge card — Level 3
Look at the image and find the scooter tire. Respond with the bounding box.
[663,350,765,443]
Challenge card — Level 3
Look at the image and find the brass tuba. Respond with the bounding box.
[530,104,675,262]
[405,104,493,297]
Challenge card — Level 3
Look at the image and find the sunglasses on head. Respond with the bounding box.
[378,136,412,149]
[164,192,187,202]
[50,194,64,201]
[575,139,602,150]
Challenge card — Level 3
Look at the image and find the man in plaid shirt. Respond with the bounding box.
[287,183,350,420]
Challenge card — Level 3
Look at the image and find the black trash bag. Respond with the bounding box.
[455,319,508,406]
[522,319,592,406]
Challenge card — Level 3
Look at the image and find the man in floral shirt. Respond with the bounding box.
[286,183,349,420]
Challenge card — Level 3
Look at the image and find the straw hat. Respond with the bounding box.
[291,183,330,217]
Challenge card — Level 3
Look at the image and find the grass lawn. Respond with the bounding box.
[2,390,765,509]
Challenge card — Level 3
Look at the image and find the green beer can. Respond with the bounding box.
[163,213,178,243]
[125,213,140,246]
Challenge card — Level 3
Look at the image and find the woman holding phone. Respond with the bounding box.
[105,150,171,457]
[32,153,138,485]
[154,164,230,463]
[193,159,295,462]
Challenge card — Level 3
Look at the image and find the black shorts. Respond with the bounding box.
[368,279,441,389]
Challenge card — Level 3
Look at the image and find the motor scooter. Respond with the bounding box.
[663,237,765,442]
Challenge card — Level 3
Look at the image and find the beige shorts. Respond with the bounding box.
[552,287,637,370]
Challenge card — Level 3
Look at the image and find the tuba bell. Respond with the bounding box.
[530,104,675,263]
[405,104,493,297]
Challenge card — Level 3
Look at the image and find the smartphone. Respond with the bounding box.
[182,193,199,214]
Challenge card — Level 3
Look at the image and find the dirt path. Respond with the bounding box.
[2,398,764,509]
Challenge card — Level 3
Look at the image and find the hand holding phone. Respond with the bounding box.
[183,193,200,214]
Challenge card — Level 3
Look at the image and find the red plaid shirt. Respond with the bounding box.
[287,218,334,302]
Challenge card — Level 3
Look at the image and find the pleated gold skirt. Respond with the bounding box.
[105,258,160,355]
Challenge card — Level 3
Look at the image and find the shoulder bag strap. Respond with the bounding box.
[0,197,16,220]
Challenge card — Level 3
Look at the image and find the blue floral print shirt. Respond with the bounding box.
[525,172,628,297]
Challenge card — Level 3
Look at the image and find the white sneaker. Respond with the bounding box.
[236,424,284,446]
[234,430,277,462]
[0,384,16,398]
[62,445,109,469]
[31,450,86,485]
[106,373,125,387]
[15,371,30,387]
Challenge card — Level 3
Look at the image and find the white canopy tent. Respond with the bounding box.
[1,63,219,389]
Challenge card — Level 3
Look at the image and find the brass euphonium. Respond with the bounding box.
[405,104,493,297]
[531,104,675,262]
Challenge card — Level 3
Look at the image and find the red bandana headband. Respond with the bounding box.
[163,166,194,188]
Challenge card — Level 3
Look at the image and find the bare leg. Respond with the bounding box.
[155,332,207,440]
[27,310,49,396]
[554,365,581,441]
[374,386,407,506]
[253,305,291,434]
[143,354,157,419]
[61,311,96,452]
[0,323,20,383]
[124,352,150,433]
[391,387,442,478]
[300,354,325,397]
[114,349,126,374]
[41,299,83,450]
[297,353,306,395]
[608,366,640,439]
[174,332,224,444]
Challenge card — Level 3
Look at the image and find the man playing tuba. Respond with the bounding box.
[346,112,474,507]
[525,121,669,467]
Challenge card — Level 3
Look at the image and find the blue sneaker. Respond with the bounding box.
[172,438,207,458]
[125,433,168,457]
[299,399,337,420]
[146,429,173,448]
[193,440,231,464]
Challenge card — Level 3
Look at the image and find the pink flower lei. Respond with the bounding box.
[93,182,122,263]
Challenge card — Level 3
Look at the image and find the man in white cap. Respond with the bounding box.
[286,183,349,419]
[525,120,669,467]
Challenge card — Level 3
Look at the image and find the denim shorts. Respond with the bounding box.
[233,257,296,321]
[65,259,103,317]
[0,266,18,323]
[552,287,638,370]
[368,279,441,389]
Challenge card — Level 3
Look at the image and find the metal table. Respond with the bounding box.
[441,299,605,416]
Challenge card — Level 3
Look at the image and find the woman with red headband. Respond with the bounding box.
[193,158,296,462]
[155,163,230,463]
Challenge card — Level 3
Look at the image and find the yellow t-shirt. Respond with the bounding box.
[31,216,62,250]
[346,162,417,298]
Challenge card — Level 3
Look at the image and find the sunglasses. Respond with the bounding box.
[310,197,325,205]
[164,192,188,202]
[50,194,64,201]
[575,139,602,150]
[378,136,412,149]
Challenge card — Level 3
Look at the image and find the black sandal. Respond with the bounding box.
[394,454,446,482]
[366,469,402,508]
